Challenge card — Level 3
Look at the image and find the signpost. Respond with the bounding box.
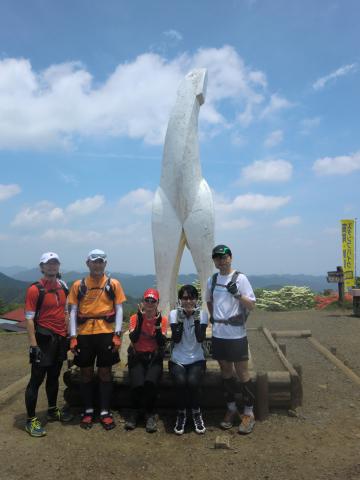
[327,266,344,303]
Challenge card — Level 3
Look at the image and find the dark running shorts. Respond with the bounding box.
[211,336,249,362]
[74,333,120,368]
[35,328,68,367]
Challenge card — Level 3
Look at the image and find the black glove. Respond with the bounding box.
[226,281,239,296]
[29,346,42,364]
[176,307,186,323]
[155,312,162,328]
[136,309,144,329]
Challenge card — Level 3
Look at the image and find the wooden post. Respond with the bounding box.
[279,344,287,357]
[309,337,360,386]
[262,327,303,408]
[337,266,344,304]
[255,372,269,421]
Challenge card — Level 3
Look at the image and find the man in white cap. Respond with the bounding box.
[68,249,126,430]
[24,252,72,437]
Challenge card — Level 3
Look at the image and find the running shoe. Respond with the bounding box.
[145,414,158,433]
[47,406,73,422]
[238,414,255,434]
[100,412,116,431]
[25,417,46,437]
[220,409,239,430]
[125,410,140,430]
[174,410,187,435]
[80,412,94,430]
[192,410,206,434]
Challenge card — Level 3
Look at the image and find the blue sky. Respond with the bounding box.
[0,0,359,275]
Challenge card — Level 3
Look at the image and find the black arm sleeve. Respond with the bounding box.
[155,328,166,347]
[129,313,143,343]
[170,322,183,343]
[194,321,207,343]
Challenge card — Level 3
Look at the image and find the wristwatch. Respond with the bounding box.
[114,331,122,337]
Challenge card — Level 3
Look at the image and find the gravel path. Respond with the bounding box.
[1,309,360,480]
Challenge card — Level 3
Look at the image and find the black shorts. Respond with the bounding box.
[128,352,163,388]
[212,336,249,362]
[74,333,120,368]
[35,327,68,367]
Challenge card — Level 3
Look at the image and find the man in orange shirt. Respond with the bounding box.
[68,249,126,430]
[125,288,167,433]
[24,252,71,437]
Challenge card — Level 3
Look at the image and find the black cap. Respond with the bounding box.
[212,244,232,258]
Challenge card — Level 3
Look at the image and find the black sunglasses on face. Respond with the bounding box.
[144,298,157,304]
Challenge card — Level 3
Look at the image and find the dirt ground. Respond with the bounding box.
[1,308,360,480]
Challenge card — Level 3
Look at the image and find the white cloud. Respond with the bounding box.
[41,228,102,243]
[241,159,293,183]
[219,218,252,230]
[260,94,293,118]
[313,63,358,90]
[163,30,183,42]
[264,129,283,148]
[11,195,106,227]
[216,193,290,212]
[275,216,301,227]
[66,195,104,215]
[300,117,321,135]
[312,151,360,175]
[0,183,21,201]
[117,188,154,215]
[59,172,78,186]
[11,201,65,227]
[0,47,288,150]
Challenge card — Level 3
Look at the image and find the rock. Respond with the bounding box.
[215,435,231,449]
[288,409,298,417]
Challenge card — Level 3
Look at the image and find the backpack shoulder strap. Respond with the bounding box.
[230,270,240,284]
[210,273,218,302]
[31,281,46,321]
[104,277,116,301]
[58,279,69,296]
[77,278,87,302]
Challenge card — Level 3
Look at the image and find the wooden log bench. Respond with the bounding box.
[63,330,302,415]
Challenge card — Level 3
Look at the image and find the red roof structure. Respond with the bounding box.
[1,307,25,322]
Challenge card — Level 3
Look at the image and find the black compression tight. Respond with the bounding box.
[25,363,63,418]
[169,361,205,410]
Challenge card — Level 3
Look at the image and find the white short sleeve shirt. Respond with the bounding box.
[205,271,256,340]
[169,309,208,365]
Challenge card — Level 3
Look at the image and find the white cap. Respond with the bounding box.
[87,249,107,262]
[40,252,60,264]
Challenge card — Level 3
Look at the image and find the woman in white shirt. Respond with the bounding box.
[169,285,208,435]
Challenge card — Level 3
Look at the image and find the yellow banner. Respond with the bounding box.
[341,219,355,290]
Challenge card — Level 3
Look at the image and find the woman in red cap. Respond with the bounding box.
[125,288,167,433]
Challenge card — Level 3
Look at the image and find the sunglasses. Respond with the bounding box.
[144,298,157,304]
[88,254,106,261]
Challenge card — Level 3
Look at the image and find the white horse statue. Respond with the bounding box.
[152,68,214,313]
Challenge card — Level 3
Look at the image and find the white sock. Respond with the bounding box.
[244,406,254,417]
[227,401,237,412]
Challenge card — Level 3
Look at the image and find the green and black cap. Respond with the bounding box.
[212,244,232,258]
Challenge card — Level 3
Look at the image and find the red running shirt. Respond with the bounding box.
[25,279,67,336]
[129,313,168,352]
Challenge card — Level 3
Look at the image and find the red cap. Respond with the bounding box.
[143,288,159,301]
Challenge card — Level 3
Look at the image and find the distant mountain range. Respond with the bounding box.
[0,266,331,304]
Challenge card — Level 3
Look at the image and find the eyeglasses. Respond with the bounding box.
[88,254,106,261]
[144,298,157,304]
[212,254,229,260]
